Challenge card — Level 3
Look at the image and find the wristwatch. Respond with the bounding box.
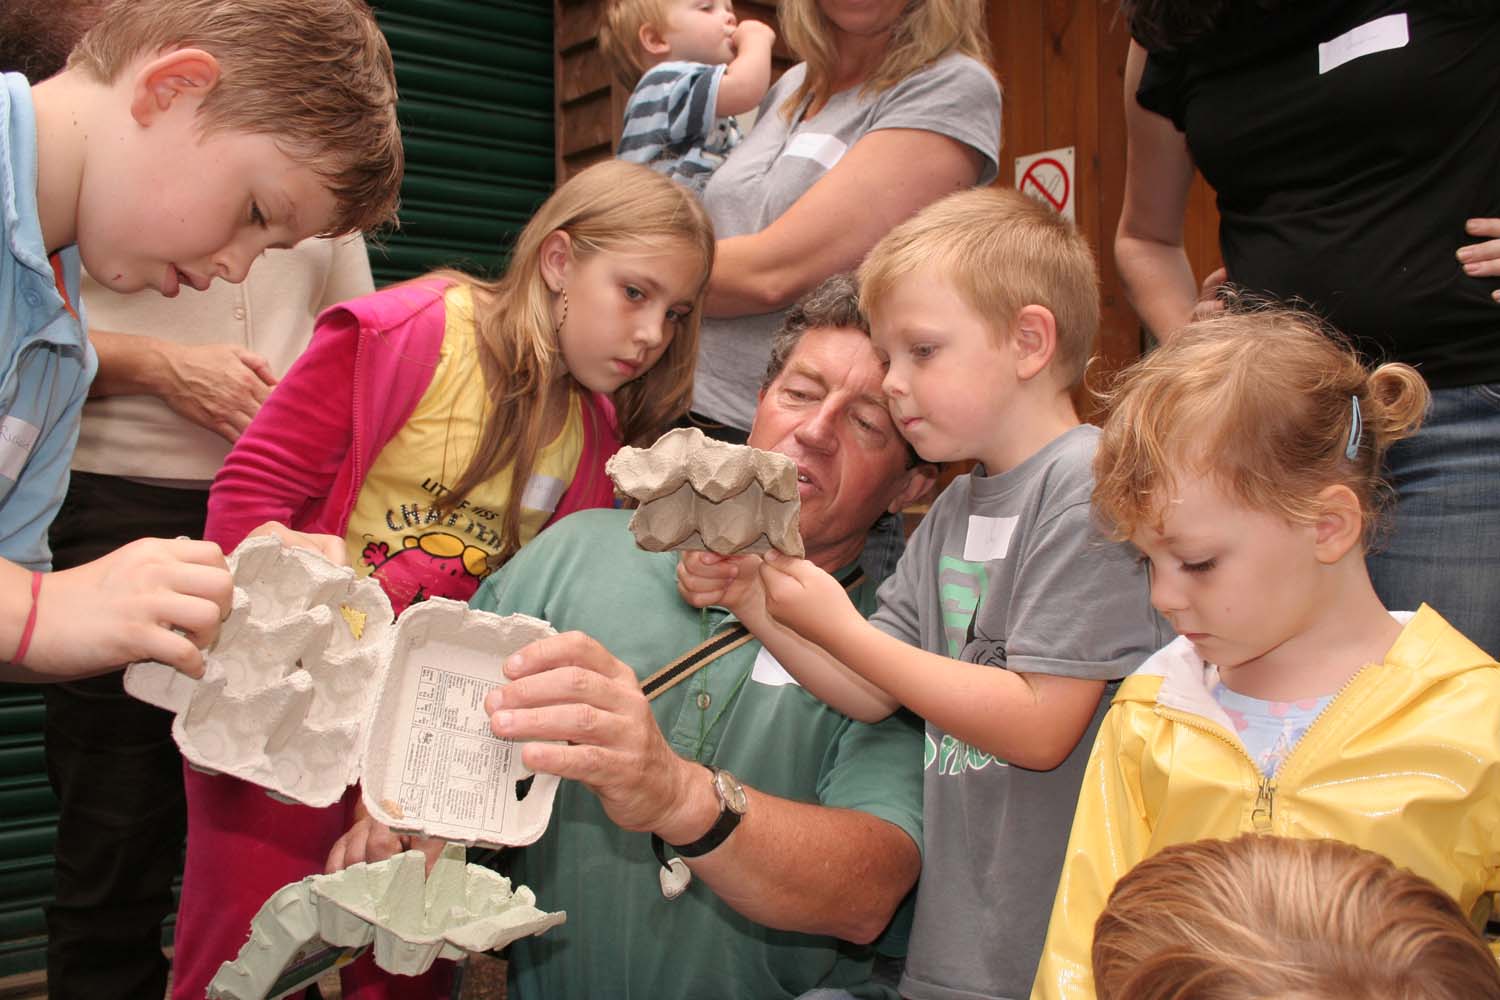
[668,766,747,858]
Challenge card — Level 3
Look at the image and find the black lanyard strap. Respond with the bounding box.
[639,567,866,702]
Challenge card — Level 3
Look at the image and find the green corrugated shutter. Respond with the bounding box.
[0,689,54,977]
[370,0,557,283]
[0,2,554,980]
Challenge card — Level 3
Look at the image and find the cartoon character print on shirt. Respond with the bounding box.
[362,532,491,616]
[923,554,1007,775]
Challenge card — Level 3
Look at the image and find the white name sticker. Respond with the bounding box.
[783,132,847,170]
[750,645,800,688]
[519,474,566,513]
[1318,13,1408,75]
[963,515,1019,562]
[0,415,40,482]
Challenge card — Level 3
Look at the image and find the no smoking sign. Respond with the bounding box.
[1014,146,1075,221]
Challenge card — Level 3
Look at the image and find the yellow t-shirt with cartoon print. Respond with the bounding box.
[344,284,583,615]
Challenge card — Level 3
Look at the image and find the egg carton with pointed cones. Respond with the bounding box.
[606,426,804,556]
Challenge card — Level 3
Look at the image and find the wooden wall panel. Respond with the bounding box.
[989,0,1220,413]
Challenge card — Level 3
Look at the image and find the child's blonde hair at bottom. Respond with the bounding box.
[1093,306,1430,546]
[857,186,1100,389]
[1092,834,1500,1000]
[438,159,715,564]
[68,0,402,236]
[597,0,672,88]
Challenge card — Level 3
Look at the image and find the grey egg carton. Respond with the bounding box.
[124,535,561,847]
[606,426,804,556]
[207,843,565,997]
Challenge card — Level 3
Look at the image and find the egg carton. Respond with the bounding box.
[207,843,566,998]
[606,426,804,557]
[124,535,560,847]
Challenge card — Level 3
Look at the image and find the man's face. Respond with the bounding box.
[748,326,926,570]
[76,89,339,297]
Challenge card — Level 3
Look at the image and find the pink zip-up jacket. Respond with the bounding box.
[205,278,620,552]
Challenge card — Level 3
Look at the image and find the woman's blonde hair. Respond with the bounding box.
[1093,835,1500,1000]
[1093,306,1429,546]
[778,0,992,117]
[439,160,714,565]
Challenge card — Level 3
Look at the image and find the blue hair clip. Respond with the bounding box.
[1344,394,1363,461]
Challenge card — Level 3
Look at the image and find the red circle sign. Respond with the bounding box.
[1019,157,1069,212]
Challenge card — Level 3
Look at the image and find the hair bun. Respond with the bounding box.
[1364,363,1429,448]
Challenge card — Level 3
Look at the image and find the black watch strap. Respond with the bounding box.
[667,767,745,858]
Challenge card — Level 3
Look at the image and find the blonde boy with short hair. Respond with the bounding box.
[0,0,401,682]
[599,0,775,193]
[739,188,1164,998]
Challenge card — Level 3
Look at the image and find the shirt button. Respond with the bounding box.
[696,692,711,711]
[233,307,246,320]
[23,289,42,307]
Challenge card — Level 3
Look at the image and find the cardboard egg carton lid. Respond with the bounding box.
[124,535,559,847]
[207,843,565,998]
[606,426,804,557]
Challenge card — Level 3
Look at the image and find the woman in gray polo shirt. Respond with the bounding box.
[689,0,1002,438]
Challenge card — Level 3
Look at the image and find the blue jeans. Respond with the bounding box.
[1367,382,1500,658]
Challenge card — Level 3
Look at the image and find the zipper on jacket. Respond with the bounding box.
[1251,776,1275,831]
[1155,706,1269,831]
[1269,663,1373,789]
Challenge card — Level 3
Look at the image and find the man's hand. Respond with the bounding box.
[1458,219,1500,299]
[485,632,708,843]
[160,342,277,442]
[247,521,347,565]
[758,551,863,649]
[676,551,764,615]
[326,814,447,874]
[23,538,232,679]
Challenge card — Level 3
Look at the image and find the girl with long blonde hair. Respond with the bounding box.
[171,160,715,1000]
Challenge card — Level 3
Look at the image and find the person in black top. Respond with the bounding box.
[1114,0,1500,658]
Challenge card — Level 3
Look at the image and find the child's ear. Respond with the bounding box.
[1312,484,1364,564]
[639,23,673,57]
[130,49,222,126]
[538,230,573,293]
[1012,305,1059,381]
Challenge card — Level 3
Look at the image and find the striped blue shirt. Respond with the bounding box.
[617,61,742,195]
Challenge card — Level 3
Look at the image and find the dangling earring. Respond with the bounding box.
[554,287,569,336]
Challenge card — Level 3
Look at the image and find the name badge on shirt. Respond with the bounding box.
[1318,13,1408,74]
[783,132,847,170]
[750,645,800,688]
[963,515,1019,562]
[519,474,566,513]
[0,416,41,482]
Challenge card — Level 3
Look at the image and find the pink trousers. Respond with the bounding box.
[171,764,452,1000]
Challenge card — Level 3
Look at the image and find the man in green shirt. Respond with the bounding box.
[476,275,937,999]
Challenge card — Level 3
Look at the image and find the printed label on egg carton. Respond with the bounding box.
[124,535,559,847]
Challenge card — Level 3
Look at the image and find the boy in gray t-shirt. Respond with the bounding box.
[750,188,1166,999]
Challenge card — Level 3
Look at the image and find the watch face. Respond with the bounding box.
[714,769,748,814]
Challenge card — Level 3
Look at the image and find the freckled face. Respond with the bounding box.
[76,107,338,298]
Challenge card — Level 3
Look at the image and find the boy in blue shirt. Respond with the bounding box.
[0,0,402,682]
